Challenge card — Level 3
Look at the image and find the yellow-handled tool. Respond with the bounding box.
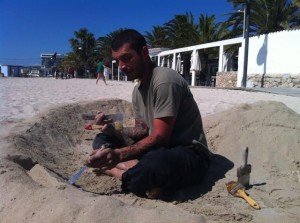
[226,181,260,209]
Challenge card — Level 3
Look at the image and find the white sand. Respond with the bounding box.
[0,78,299,223]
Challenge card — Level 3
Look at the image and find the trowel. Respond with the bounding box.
[82,113,123,122]
[67,165,87,185]
[83,113,134,146]
[237,147,252,187]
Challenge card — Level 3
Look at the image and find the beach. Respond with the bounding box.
[0,78,300,223]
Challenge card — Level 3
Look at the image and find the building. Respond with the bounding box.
[40,53,65,69]
[0,64,24,77]
[157,29,300,88]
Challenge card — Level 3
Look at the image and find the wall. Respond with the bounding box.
[216,71,237,88]
[237,29,300,88]
[0,66,8,77]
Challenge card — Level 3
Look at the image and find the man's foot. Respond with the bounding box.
[102,167,125,179]
[116,160,138,170]
[145,188,162,199]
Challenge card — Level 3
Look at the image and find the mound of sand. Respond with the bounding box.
[2,99,300,223]
[205,101,300,177]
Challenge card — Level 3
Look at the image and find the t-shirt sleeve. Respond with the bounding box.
[132,86,142,119]
[153,82,182,118]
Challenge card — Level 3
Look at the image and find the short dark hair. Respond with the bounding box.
[111,29,146,53]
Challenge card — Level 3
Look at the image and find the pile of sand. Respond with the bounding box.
[2,99,300,223]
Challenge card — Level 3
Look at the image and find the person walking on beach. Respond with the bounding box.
[96,57,107,85]
[88,29,211,199]
[103,62,111,81]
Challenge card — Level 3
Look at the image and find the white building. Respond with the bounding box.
[157,29,300,88]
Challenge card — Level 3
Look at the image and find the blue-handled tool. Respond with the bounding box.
[67,165,87,185]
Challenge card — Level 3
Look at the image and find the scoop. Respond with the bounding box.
[237,147,251,187]
[226,181,260,209]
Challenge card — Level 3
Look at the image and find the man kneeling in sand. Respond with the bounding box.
[88,29,211,198]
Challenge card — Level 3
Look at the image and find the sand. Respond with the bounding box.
[0,78,300,223]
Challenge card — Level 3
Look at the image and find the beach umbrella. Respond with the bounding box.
[160,57,165,67]
[190,50,201,72]
[175,53,182,73]
[172,54,176,70]
[190,50,201,86]
[167,56,171,68]
[223,51,233,71]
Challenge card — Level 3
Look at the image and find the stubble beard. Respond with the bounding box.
[125,58,145,81]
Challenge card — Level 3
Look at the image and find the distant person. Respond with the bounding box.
[96,57,107,85]
[103,62,111,81]
[67,66,74,78]
[55,69,59,79]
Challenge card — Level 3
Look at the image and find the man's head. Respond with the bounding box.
[112,29,146,53]
[111,29,151,81]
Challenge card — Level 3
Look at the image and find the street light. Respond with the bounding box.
[238,5,246,38]
[78,45,87,78]
[242,0,251,88]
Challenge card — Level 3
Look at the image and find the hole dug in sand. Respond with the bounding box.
[12,99,134,194]
[7,99,300,222]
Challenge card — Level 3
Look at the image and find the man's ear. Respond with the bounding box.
[141,46,149,58]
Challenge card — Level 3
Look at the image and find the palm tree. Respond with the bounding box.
[196,14,228,84]
[164,12,199,48]
[153,12,228,84]
[198,14,228,43]
[97,28,126,62]
[60,52,80,73]
[144,25,170,48]
[225,0,300,36]
[69,28,97,77]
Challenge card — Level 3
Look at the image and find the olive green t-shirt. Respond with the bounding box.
[97,61,104,73]
[132,67,208,148]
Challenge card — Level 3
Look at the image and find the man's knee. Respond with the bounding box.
[92,134,111,150]
[92,133,125,150]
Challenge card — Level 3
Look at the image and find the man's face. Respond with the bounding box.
[112,43,145,81]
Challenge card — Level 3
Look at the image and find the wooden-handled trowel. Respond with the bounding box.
[82,113,123,122]
[83,113,134,146]
[237,147,251,187]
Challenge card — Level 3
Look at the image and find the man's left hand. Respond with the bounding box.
[88,147,120,170]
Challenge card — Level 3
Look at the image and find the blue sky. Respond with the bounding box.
[0,0,233,66]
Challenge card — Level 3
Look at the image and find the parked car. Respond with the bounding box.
[29,70,40,77]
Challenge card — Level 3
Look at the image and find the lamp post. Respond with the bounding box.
[78,44,87,78]
[241,0,251,88]
[238,5,246,38]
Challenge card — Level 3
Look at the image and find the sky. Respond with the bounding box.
[0,0,233,66]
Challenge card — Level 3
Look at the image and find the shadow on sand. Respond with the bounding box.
[162,153,234,202]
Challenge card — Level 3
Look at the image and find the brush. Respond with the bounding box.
[226,181,260,209]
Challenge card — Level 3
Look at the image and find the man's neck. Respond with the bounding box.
[139,59,154,84]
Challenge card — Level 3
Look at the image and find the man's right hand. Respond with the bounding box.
[94,111,113,125]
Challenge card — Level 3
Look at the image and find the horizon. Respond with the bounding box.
[0,0,233,66]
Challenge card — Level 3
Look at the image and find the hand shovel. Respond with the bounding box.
[67,165,87,185]
[84,113,134,146]
[83,113,124,131]
[237,147,251,187]
[226,181,260,209]
[82,113,123,122]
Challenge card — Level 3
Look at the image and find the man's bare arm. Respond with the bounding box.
[121,119,149,141]
[115,117,176,161]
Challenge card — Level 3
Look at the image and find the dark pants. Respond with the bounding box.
[92,133,126,150]
[93,133,210,197]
